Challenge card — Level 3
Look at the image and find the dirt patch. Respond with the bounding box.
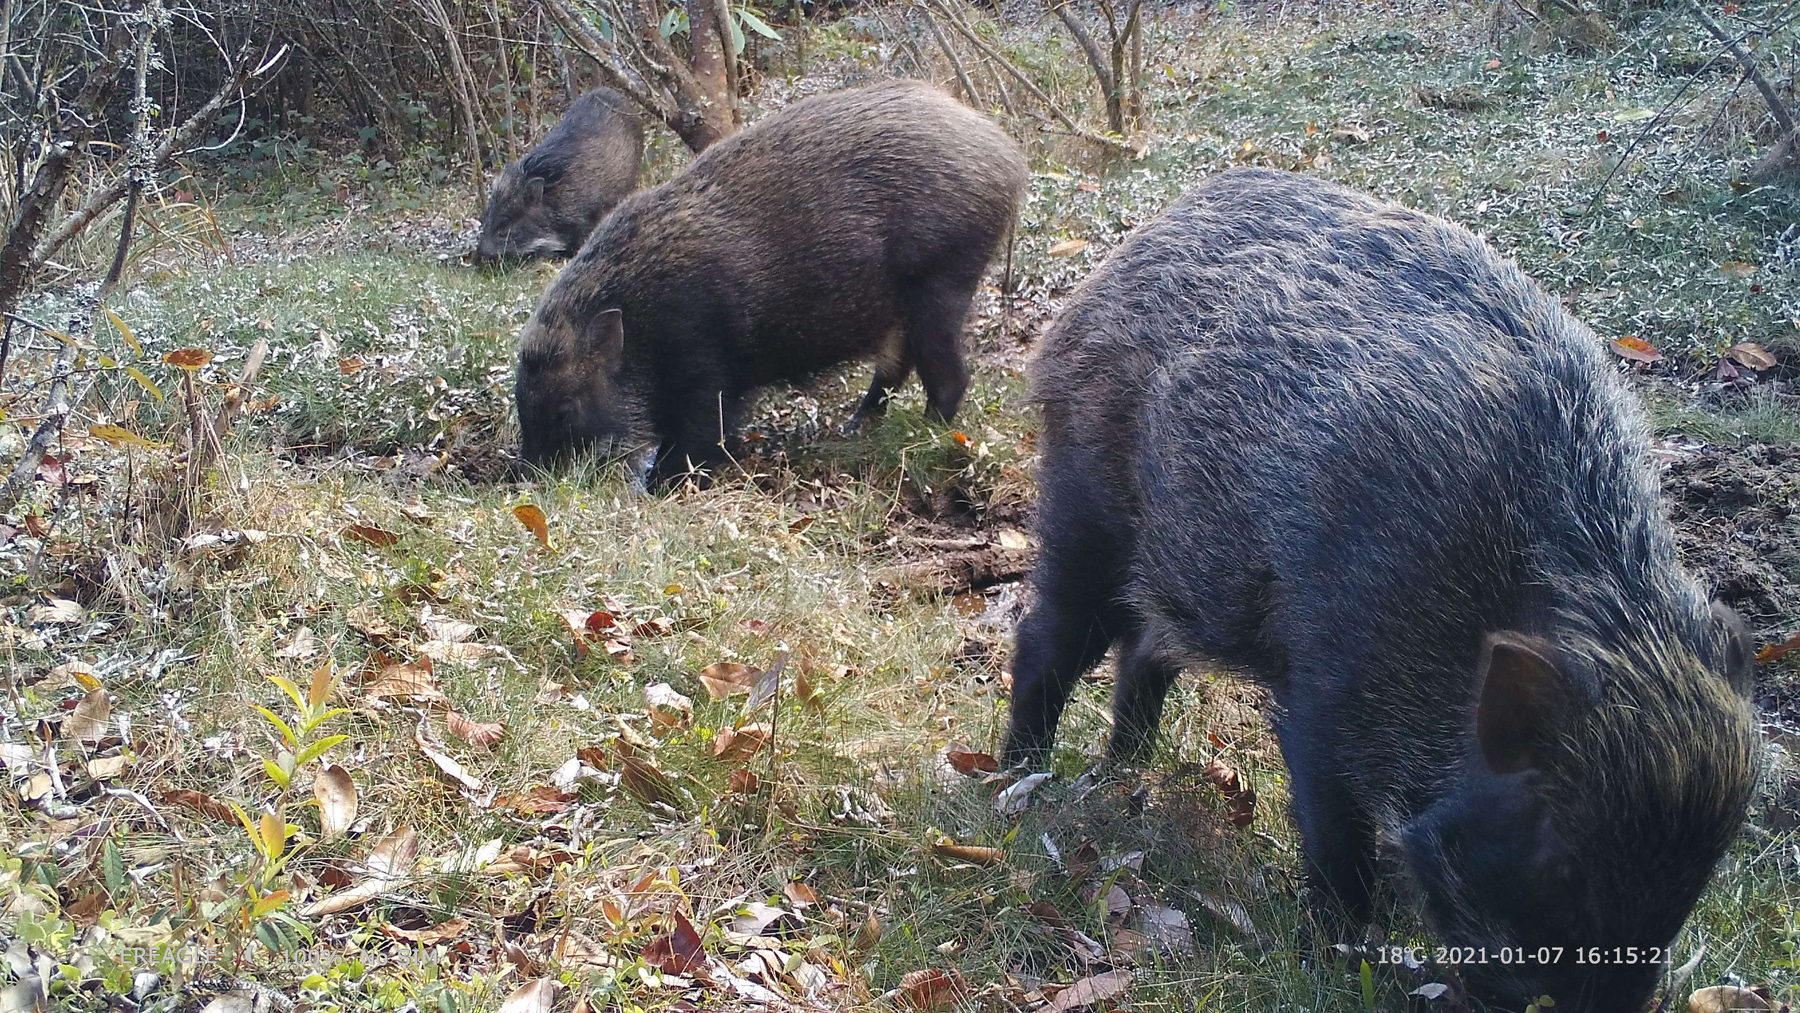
[1660,442,1800,640]
[1657,441,1800,721]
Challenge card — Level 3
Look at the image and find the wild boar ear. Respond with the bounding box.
[1709,601,1755,698]
[525,176,547,204]
[595,308,625,367]
[1474,633,1588,775]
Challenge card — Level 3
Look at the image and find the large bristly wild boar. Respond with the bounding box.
[1001,167,1758,1013]
[513,79,1026,483]
[475,89,643,261]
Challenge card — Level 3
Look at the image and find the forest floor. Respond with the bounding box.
[3,1,1800,1011]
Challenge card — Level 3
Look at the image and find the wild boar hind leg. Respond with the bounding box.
[898,272,978,423]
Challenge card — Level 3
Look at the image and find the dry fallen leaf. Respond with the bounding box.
[994,772,1052,816]
[302,826,418,916]
[419,742,483,791]
[645,683,694,734]
[996,527,1031,551]
[29,598,85,625]
[713,723,771,763]
[1048,238,1090,258]
[727,768,760,794]
[363,657,447,708]
[382,916,469,946]
[446,710,506,748]
[493,784,579,815]
[852,911,882,951]
[699,661,759,699]
[641,910,706,974]
[64,689,112,744]
[1726,342,1777,371]
[783,881,819,906]
[1758,633,1800,665]
[497,978,561,1013]
[1045,969,1133,1013]
[162,347,213,370]
[344,524,402,548]
[1719,261,1758,279]
[314,764,358,839]
[86,755,127,780]
[160,788,236,823]
[1139,904,1194,955]
[1688,986,1775,1013]
[1200,759,1257,828]
[513,504,550,549]
[899,968,970,1010]
[1610,336,1663,363]
[946,745,999,775]
[619,753,685,812]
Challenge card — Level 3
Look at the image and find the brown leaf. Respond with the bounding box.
[338,357,366,375]
[419,742,483,791]
[931,838,1005,866]
[788,516,815,533]
[160,788,236,823]
[899,968,970,1010]
[314,764,358,839]
[726,768,760,794]
[946,746,999,776]
[641,910,706,974]
[1200,759,1257,828]
[497,979,561,1013]
[346,606,399,643]
[63,689,111,744]
[493,785,579,815]
[1044,969,1133,1013]
[382,916,469,946]
[1610,336,1663,363]
[513,504,550,549]
[1727,342,1778,371]
[446,710,506,748]
[1757,633,1800,665]
[162,347,213,370]
[712,723,771,763]
[87,755,127,780]
[1719,261,1759,279]
[344,524,401,548]
[301,826,418,916]
[1688,986,1776,1013]
[633,616,675,638]
[699,661,759,699]
[783,881,819,906]
[852,911,882,951]
[1049,238,1090,258]
[363,658,447,708]
[645,683,694,734]
[619,753,686,812]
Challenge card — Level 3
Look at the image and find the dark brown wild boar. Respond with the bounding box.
[476,89,643,261]
[512,79,1026,484]
[1002,167,1758,1013]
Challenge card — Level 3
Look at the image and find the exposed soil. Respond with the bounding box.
[1659,442,1800,641]
[1659,441,1800,721]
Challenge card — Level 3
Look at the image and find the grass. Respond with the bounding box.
[3,1,1800,1011]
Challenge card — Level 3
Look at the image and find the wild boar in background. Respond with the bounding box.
[513,79,1027,484]
[475,88,643,261]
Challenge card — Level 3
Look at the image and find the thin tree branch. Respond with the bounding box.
[923,0,1130,152]
[1690,0,1796,137]
[918,8,979,106]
